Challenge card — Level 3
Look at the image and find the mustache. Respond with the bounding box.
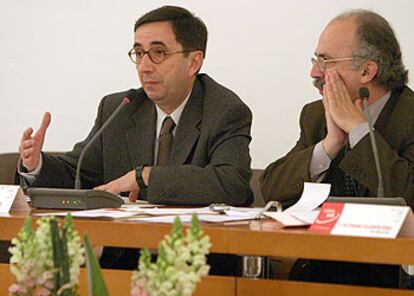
[313,78,325,90]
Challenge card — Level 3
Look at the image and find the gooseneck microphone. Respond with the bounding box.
[28,89,139,209]
[75,89,137,189]
[359,87,384,197]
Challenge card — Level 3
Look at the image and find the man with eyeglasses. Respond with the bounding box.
[260,10,413,287]
[18,5,253,206]
[17,5,252,272]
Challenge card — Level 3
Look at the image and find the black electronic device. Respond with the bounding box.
[27,187,124,209]
[327,196,406,206]
[27,89,138,210]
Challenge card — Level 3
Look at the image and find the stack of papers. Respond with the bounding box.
[36,205,262,224]
[36,183,330,225]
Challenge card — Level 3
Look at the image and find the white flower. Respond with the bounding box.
[9,214,84,296]
[131,214,211,296]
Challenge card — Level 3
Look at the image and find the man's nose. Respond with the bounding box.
[310,62,324,79]
[137,53,155,73]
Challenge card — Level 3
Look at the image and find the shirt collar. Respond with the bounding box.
[368,91,391,124]
[155,91,191,133]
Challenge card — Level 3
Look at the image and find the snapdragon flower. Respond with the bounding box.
[131,214,211,296]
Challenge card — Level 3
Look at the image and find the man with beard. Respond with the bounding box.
[260,9,413,287]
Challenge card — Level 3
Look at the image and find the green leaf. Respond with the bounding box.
[83,235,109,296]
[171,216,183,241]
[190,213,201,238]
[50,218,62,293]
[60,227,72,296]
[64,213,74,230]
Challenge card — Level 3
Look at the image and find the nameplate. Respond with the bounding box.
[0,185,30,213]
[309,202,414,238]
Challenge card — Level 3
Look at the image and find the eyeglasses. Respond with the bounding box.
[311,55,354,71]
[128,47,193,64]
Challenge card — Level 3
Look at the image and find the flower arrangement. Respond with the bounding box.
[8,213,210,296]
[131,214,211,296]
[8,214,84,296]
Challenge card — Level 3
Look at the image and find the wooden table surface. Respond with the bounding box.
[2,210,414,265]
[2,209,414,295]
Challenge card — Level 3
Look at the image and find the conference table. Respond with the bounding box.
[1,209,414,295]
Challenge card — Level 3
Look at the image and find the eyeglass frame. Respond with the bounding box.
[311,54,356,71]
[128,47,194,65]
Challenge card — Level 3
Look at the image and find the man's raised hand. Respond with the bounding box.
[19,112,51,171]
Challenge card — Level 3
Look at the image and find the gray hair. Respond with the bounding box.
[334,9,408,90]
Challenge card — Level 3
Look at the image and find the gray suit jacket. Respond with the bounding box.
[32,74,253,206]
[260,86,414,208]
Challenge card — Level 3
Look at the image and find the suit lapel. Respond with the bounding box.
[358,89,400,196]
[373,89,399,135]
[169,80,203,165]
[125,98,156,167]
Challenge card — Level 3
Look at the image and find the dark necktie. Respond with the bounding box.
[156,116,175,166]
[344,144,360,196]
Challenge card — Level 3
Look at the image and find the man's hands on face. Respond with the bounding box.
[322,71,367,159]
[19,112,51,172]
[94,167,151,203]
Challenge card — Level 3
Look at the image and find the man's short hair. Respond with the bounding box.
[134,6,208,58]
[335,9,408,90]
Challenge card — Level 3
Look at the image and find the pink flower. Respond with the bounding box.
[131,285,149,296]
[37,271,54,286]
[44,280,54,290]
[22,277,35,289]
[9,284,29,295]
[8,284,20,294]
[35,287,51,296]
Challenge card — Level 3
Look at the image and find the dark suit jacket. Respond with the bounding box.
[31,74,253,206]
[260,86,414,208]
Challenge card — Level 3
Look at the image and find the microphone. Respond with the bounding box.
[359,87,384,197]
[28,89,139,209]
[75,90,137,189]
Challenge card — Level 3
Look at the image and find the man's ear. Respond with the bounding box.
[360,60,378,84]
[188,51,204,76]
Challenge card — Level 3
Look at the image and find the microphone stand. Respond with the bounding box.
[361,96,384,197]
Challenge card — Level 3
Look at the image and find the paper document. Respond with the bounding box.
[36,206,262,223]
[285,182,331,213]
[36,208,139,219]
[128,214,256,224]
[36,206,219,219]
[290,210,321,224]
[265,182,330,227]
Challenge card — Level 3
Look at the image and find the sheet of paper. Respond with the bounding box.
[36,207,217,219]
[263,182,328,227]
[228,207,263,213]
[285,182,331,213]
[35,206,261,223]
[264,212,310,226]
[224,209,261,219]
[120,198,159,208]
[128,215,192,223]
[128,214,256,224]
[35,208,139,219]
[289,210,320,224]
